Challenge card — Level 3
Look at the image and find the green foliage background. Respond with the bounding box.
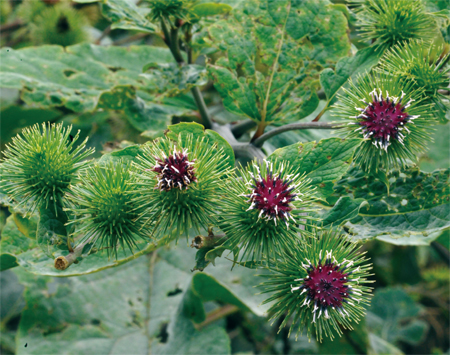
[0,0,449,354]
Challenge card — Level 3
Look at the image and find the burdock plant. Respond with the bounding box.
[220,159,318,262]
[377,40,450,122]
[353,0,437,50]
[1,123,94,215]
[333,72,435,172]
[261,230,373,341]
[132,134,231,239]
[65,160,148,258]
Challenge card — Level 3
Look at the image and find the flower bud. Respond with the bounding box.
[65,161,147,258]
[1,123,93,215]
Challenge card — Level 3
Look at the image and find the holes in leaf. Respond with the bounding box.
[91,319,101,326]
[107,66,125,73]
[167,286,182,297]
[63,69,77,78]
[157,322,169,343]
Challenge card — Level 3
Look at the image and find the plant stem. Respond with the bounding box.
[54,237,93,270]
[191,87,213,129]
[431,241,450,266]
[252,122,343,148]
[212,123,266,162]
[159,17,213,129]
[194,305,240,330]
[231,119,257,138]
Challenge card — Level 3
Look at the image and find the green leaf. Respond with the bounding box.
[0,210,173,276]
[158,244,271,317]
[14,241,274,354]
[0,216,38,271]
[368,333,404,355]
[141,63,208,99]
[166,122,235,170]
[100,0,155,33]
[0,105,62,144]
[268,138,363,200]
[191,3,232,17]
[14,255,230,355]
[366,287,429,347]
[36,204,69,258]
[322,197,368,226]
[320,46,383,102]
[0,43,173,112]
[419,121,450,172]
[207,0,350,124]
[97,85,191,135]
[332,166,450,243]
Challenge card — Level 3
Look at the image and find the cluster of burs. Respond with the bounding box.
[2,0,449,342]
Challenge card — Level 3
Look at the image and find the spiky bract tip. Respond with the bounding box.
[131,134,232,240]
[220,159,318,263]
[353,0,437,51]
[65,160,147,259]
[1,123,93,215]
[260,230,373,342]
[333,72,435,172]
[377,40,450,122]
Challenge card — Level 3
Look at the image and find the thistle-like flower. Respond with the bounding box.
[353,0,437,50]
[377,40,450,122]
[261,230,373,341]
[333,73,435,171]
[220,159,317,262]
[1,123,94,215]
[131,134,231,239]
[65,161,147,258]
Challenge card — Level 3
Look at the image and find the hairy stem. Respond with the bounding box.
[252,122,343,148]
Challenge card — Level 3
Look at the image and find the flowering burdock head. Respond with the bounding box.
[1,123,94,215]
[131,134,231,239]
[65,161,147,259]
[220,159,318,263]
[378,40,450,122]
[353,0,437,50]
[260,230,373,341]
[152,147,198,191]
[333,72,435,171]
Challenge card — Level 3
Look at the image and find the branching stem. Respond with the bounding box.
[159,17,213,129]
[252,122,343,148]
